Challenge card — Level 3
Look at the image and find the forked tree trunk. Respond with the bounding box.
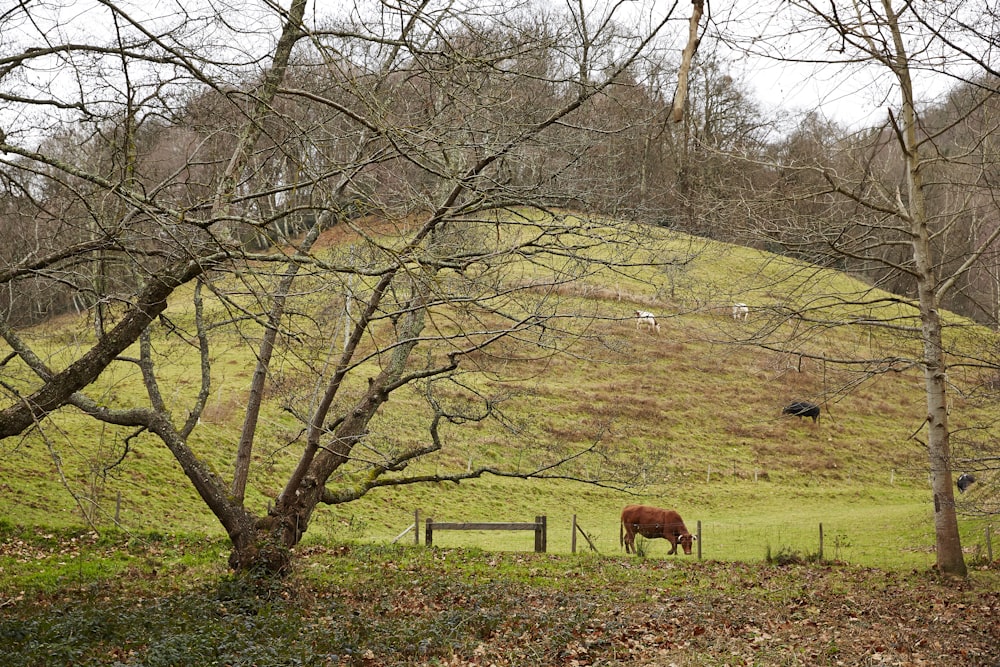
[227,521,293,575]
[225,276,434,574]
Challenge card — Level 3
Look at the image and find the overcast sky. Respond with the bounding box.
[3,0,982,140]
[703,0,988,133]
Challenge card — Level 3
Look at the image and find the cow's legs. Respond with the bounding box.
[624,525,636,554]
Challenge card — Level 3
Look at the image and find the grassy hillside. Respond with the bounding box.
[0,218,996,572]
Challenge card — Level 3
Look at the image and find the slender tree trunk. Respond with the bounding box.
[911,185,966,577]
[886,0,966,577]
[911,196,965,576]
[232,223,323,502]
[197,0,307,575]
[274,275,432,548]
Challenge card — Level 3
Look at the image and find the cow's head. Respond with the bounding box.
[678,533,696,555]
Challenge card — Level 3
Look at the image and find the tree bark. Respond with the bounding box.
[885,0,966,577]
[672,0,704,123]
[0,258,210,438]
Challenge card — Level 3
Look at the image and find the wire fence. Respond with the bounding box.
[688,520,921,567]
[393,511,997,570]
[600,518,995,569]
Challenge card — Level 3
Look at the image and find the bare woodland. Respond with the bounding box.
[1,1,999,576]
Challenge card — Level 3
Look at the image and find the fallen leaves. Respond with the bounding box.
[2,535,998,666]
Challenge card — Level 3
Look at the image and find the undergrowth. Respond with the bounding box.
[1,531,998,666]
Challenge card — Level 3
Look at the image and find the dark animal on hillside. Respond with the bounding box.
[782,401,820,422]
[957,473,975,493]
[620,504,696,555]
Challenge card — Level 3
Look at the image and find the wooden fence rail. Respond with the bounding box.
[425,515,547,552]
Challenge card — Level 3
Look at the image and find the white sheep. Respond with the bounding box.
[635,310,660,333]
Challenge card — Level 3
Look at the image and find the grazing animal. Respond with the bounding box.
[782,401,821,422]
[634,310,660,333]
[620,504,696,555]
[957,473,976,493]
[733,302,749,322]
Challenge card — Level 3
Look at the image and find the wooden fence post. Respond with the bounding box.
[414,509,420,545]
[819,523,824,561]
[425,518,433,547]
[534,515,547,553]
[697,520,702,560]
[987,525,994,563]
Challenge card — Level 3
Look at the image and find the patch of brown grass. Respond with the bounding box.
[201,391,247,424]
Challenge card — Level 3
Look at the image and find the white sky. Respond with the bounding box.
[731,56,892,130]
[1,0,987,141]
[701,0,992,133]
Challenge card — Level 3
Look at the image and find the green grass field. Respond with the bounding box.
[0,218,996,576]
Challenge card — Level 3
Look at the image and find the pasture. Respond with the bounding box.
[302,473,994,572]
[0,219,996,570]
[1,216,999,665]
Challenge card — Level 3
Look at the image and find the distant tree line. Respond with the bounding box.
[5,23,1000,330]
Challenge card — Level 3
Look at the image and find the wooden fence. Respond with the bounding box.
[425,515,547,553]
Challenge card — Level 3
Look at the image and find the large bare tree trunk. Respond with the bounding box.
[912,212,966,577]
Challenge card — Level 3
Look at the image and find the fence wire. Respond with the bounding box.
[587,519,995,569]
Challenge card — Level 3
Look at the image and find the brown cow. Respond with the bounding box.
[620,504,696,555]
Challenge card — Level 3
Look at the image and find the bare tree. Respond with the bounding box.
[0,0,685,573]
[726,0,1000,578]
